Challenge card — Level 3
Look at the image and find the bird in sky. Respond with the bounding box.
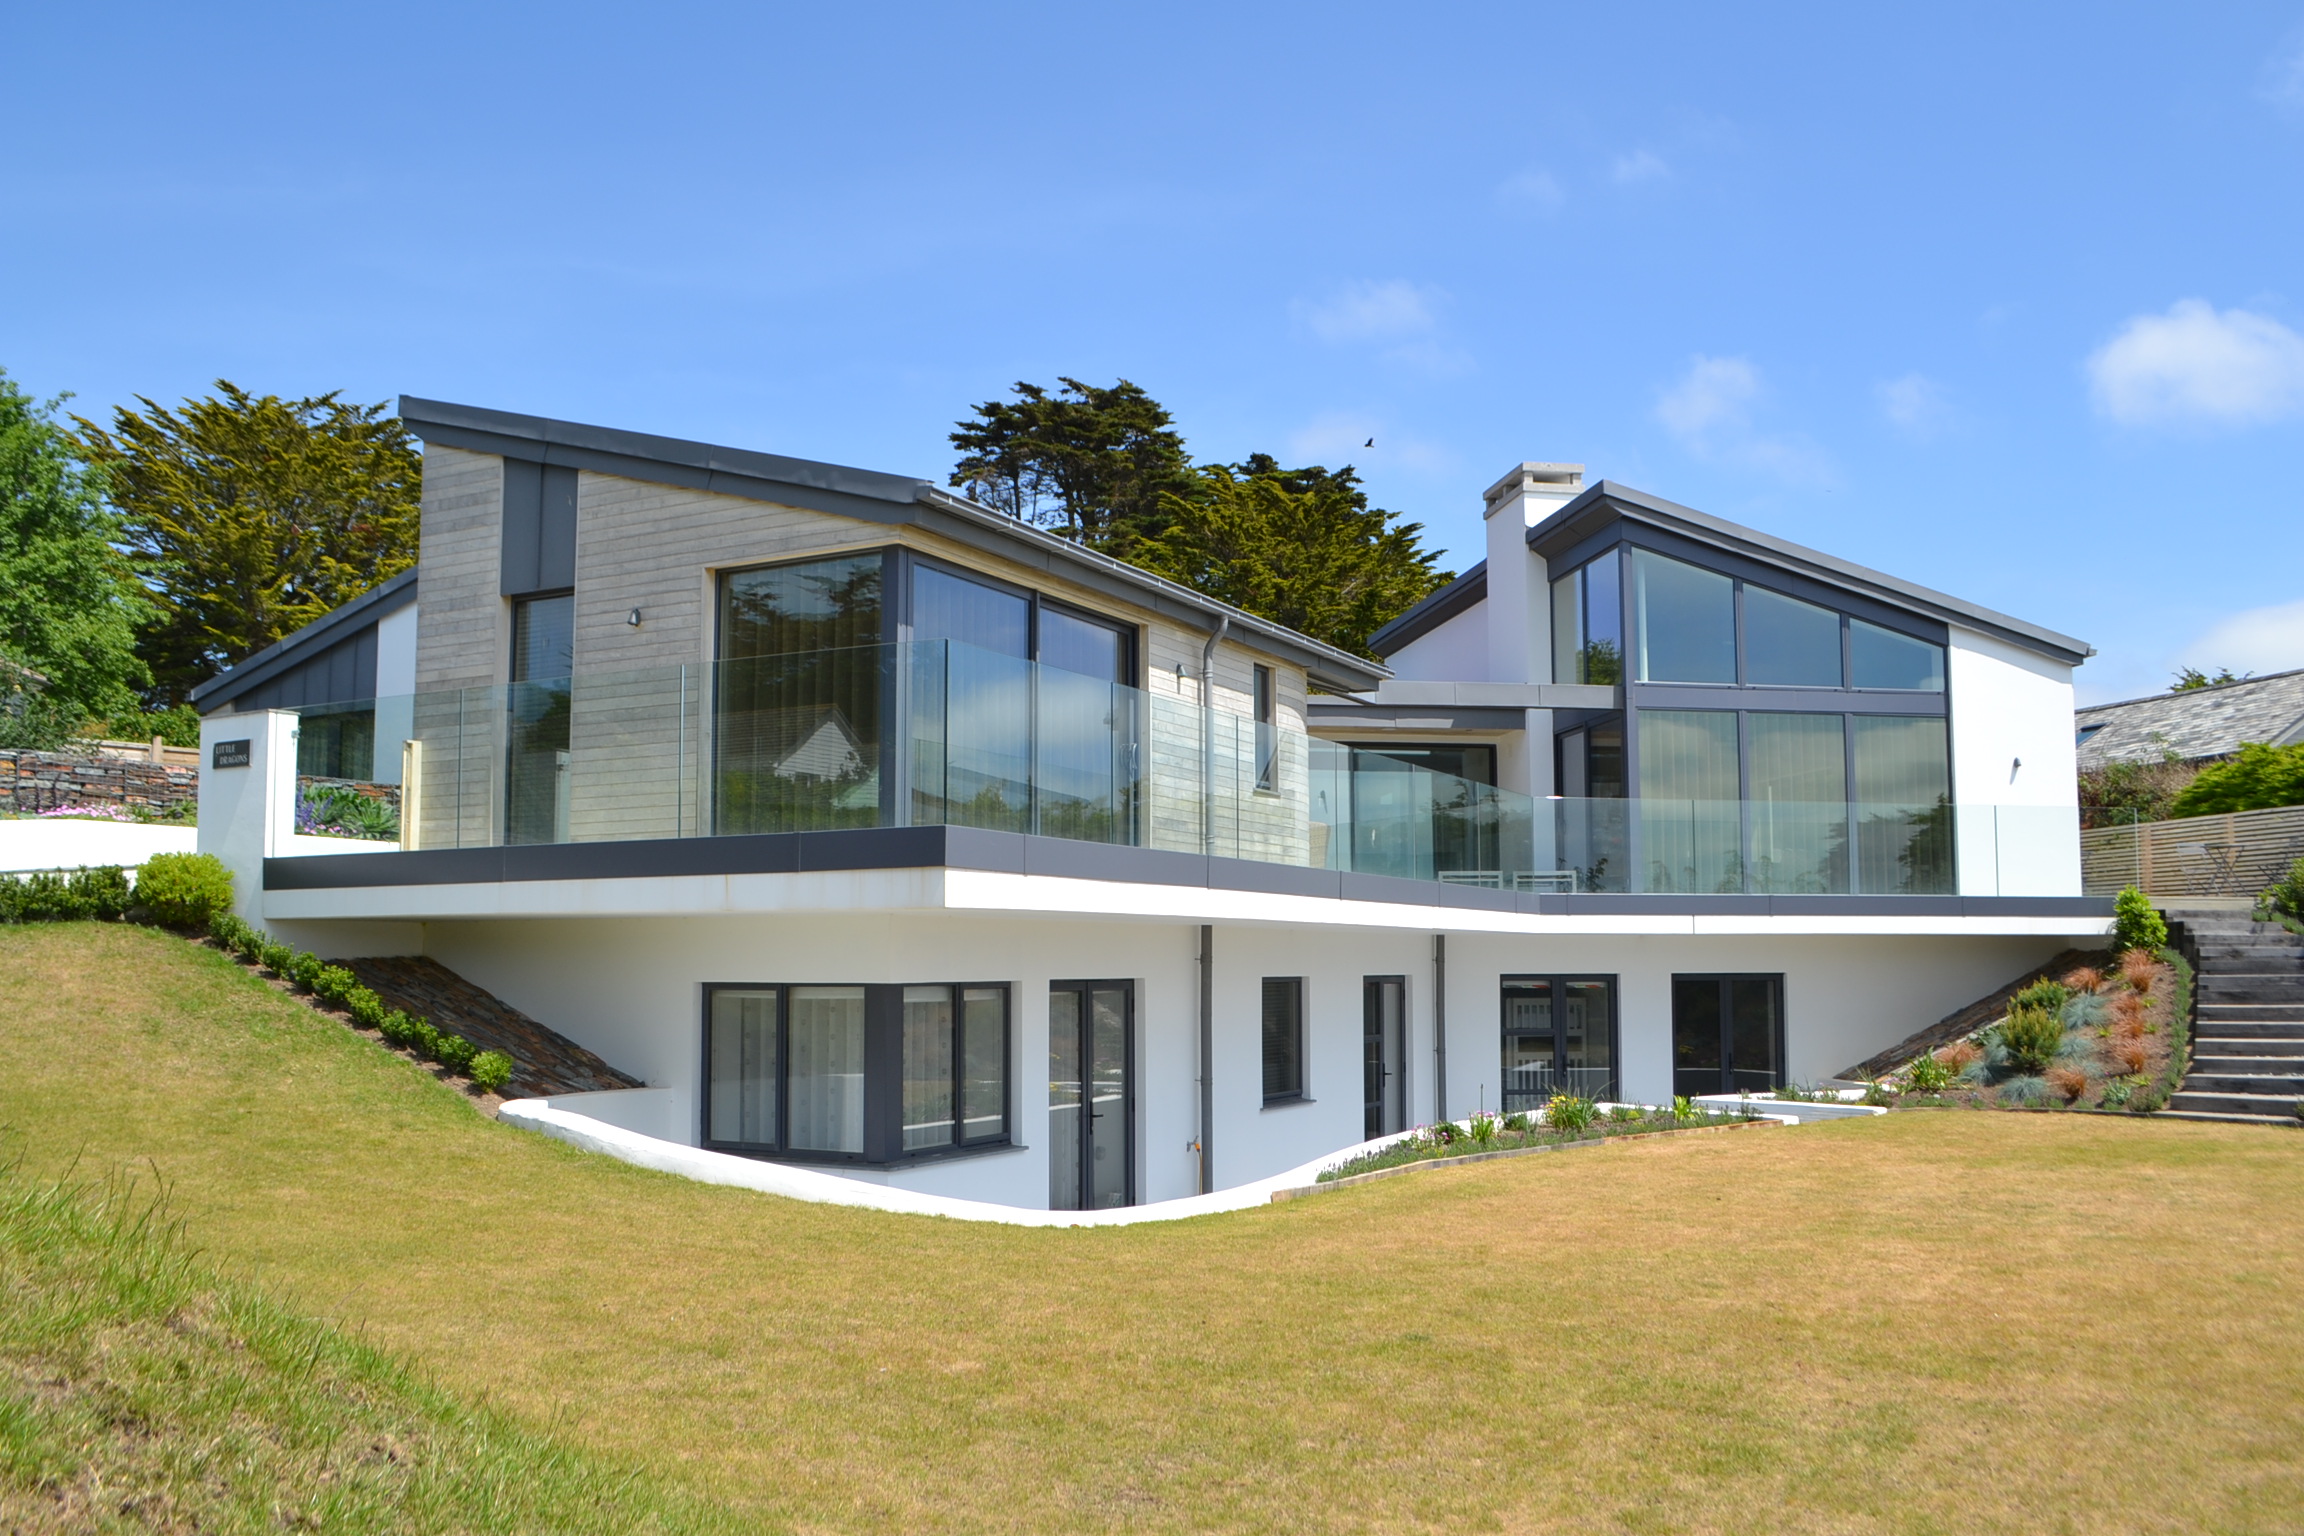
[1363,438,1374,447]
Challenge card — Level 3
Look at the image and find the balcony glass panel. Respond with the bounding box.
[1746,712,1848,894]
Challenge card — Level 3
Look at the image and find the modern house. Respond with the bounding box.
[195,400,2109,1212]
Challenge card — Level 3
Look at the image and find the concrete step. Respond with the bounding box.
[2157,1109,2304,1127]
[2169,1089,2304,1117]
[2182,1071,2304,1096]
[2195,1037,2304,1056]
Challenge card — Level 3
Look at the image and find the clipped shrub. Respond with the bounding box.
[134,852,234,929]
[2001,1005,2064,1075]
[1546,1094,1596,1133]
[282,951,323,991]
[1502,1112,1530,1133]
[2112,888,2168,956]
[2045,1066,2089,1103]
[432,1032,478,1075]
[258,940,294,974]
[309,965,358,1007]
[1998,1074,2049,1106]
[2012,979,2072,1018]
[70,866,132,921]
[2061,965,2104,995]
[208,911,252,951]
[2119,948,2162,993]
[470,1051,514,1094]
[344,986,387,1029]
[1905,1052,1953,1093]
[10,871,82,921]
[409,1018,442,1057]
[377,1010,421,1048]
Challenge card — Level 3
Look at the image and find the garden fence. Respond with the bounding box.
[2081,803,2304,898]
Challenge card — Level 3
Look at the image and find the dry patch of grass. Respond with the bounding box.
[6,922,2304,1533]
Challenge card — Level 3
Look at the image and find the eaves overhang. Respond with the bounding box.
[397,398,1389,693]
[189,568,419,713]
[1528,482,2095,667]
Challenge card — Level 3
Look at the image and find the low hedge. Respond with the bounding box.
[206,912,515,1094]
[0,866,133,923]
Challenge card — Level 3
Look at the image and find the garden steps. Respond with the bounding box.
[343,956,643,1100]
[2164,911,2304,1128]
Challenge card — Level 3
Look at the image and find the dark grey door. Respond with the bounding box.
[1049,980,1133,1210]
[1363,977,1404,1139]
[1672,974,1782,1096]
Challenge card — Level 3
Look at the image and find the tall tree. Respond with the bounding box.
[948,378,1195,558]
[2171,666,2249,692]
[76,383,421,704]
[1135,461,1453,660]
[0,369,149,746]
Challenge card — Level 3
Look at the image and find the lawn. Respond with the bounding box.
[5,921,2303,1534]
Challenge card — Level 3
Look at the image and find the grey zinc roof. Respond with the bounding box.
[396,398,1389,694]
[189,568,419,712]
[2075,668,2304,769]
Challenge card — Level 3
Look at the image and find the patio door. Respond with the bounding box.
[1671,974,1783,1096]
[1363,976,1405,1139]
[1501,976,1619,1110]
[1049,981,1132,1210]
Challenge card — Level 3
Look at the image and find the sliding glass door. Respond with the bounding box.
[1500,976,1618,1110]
[1671,975,1783,1096]
[1049,981,1132,1210]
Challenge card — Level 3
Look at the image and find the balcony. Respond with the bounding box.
[279,638,2075,897]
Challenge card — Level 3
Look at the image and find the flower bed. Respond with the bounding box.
[1316,1099,1764,1183]
[1872,946,2191,1113]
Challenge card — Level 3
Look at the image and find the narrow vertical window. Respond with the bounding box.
[959,986,1008,1143]
[901,985,956,1151]
[706,989,779,1148]
[1261,977,1304,1102]
[1253,664,1277,791]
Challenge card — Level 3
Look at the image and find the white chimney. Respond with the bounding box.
[1481,463,1585,685]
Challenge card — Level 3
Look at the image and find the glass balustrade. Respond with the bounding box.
[273,643,2079,897]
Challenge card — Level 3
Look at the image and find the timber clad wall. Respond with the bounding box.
[407,454,1315,861]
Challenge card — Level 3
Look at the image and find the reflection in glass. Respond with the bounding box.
[1671,977,1725,1097]
[1363,977,1404,1138]
[1729,979,1780,1093]
[787,986,866,1154]
[1854,715,1953,893]
[1744,586,1843,687]
[1502,978,1618,1108]
[1561,980,1614,1099]
[297,705,377,780]
[902,985,956,1151]
[960,988,1007,1142]
[1632,549,1736,683]
[1747,712,1848,893]
[507,593,575,846]
[1637,709,1741,893]
[1851,620,1945,691]
[707,989,778,1147]
[1551,548,1622,685]
[1048,989,1083,1210]
[717,556,884,834]
[1501,978,1554,1111]
[1088,987,1129,1209]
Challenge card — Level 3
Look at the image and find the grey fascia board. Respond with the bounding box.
[397,397,1387,694]
[1366,681,1617,710]
[189,568,419,712]
[1306,705,1531,732]
[1527,482,2095,667]
[1369,562,1487,656]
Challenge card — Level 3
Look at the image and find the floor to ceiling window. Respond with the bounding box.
[716,553,886,835]
[506,592,574,845]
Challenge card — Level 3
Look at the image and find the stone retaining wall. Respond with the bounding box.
[0,750,199,816]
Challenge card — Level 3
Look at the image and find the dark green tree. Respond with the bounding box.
[2166,741,2304,817]
[75,383,421,705]
[0,370,149,747]
[1134,461,1453,660]
[949,378,1195,558]
[2171,666,2249,692]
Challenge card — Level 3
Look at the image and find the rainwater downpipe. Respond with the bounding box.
[1199,616,1230,856]
[1432,933,1448,1123]
[1198,923,1214,1194]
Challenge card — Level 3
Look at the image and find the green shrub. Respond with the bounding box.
[310,965,358,1007]
[2001,1005,2064,1075]
[9,871,79,921]
[258,940,294,974]
[409,1018,442,1057]
[377,1010,421,1048]
[2112,888,2169,955]
[470,1051,514,1094]
[1905,1052,1953,1093]
[208,911,252,950]
[344,987,387,1029]
[1502,1112,1530,1133]
[1998,1074,2049,1106]
[2260,857,2304,926]
[1672,1094,1696,1121]
[2012,979,2072,1017]
[2167,740,2304,818]
[134,852,234,929]
[282,952,323,991]
[1546,1094,1596,1133]
[431,1033,478,1074]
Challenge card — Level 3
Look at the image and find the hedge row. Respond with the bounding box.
[207,913,514,1094]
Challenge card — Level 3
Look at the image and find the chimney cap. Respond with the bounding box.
[1482,462,1585,513]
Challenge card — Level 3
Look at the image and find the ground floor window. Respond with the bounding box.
[1671,974,1782,1097]
[1262,978,1305,1103]
[1500,977,1618,1109]
[704,982,1008,1163]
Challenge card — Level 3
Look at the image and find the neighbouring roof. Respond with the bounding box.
[189,568,419,713]
[1370,481,2095,667]
[397,398,1390,694]
[2074,668,2304,769]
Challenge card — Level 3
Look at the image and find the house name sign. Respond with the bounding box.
[211,740,251,769]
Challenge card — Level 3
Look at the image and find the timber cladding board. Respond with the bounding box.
[414,446,510,695]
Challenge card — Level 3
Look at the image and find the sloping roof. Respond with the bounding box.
[189,569,419,713]
[2075,668,2304,769]
[396,398,1389,693]
[1368,561,1486,656]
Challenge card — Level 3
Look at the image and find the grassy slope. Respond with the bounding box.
[5,922,2303,1534]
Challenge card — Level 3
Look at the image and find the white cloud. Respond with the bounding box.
[1298,279,1439,344]
[2087,298,2304,427]
[1877,372,1953,437]
[1656,355,1834,485]
[2180,598,2304,678]
[1494,167,1565,215]
[1611,149,1669,185]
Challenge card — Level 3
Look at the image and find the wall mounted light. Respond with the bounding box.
[627,608,643,627]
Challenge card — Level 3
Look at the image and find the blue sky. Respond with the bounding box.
[6,2,2302,702]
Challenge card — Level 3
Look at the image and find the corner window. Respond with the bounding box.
[1253,664,1277,791]
[1261,977,1305,1103]
[1850,619,1946,691]
[1630,549,1736,684]
[704,982,1008,1162]
[1551,548,1623,685]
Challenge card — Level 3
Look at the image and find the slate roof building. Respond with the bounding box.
[2075,669,2304,772]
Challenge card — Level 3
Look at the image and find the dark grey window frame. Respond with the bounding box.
[699,980,1014,1167]
[1670,972,1786,1097]
[1252,664,1277,792]
[1498,974,1620,1109]
[1261,976,1308,1106]
[1048,977,1136,1209]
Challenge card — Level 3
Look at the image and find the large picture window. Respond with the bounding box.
[716,553,887,835]
[1551,548,1623,685]
[1501,976,1617,1110]
[704,982,1008,1163]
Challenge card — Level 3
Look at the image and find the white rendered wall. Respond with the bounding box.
[1383,600,1488,683]
[1947,624,2081,896]
[198,709,299,926]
